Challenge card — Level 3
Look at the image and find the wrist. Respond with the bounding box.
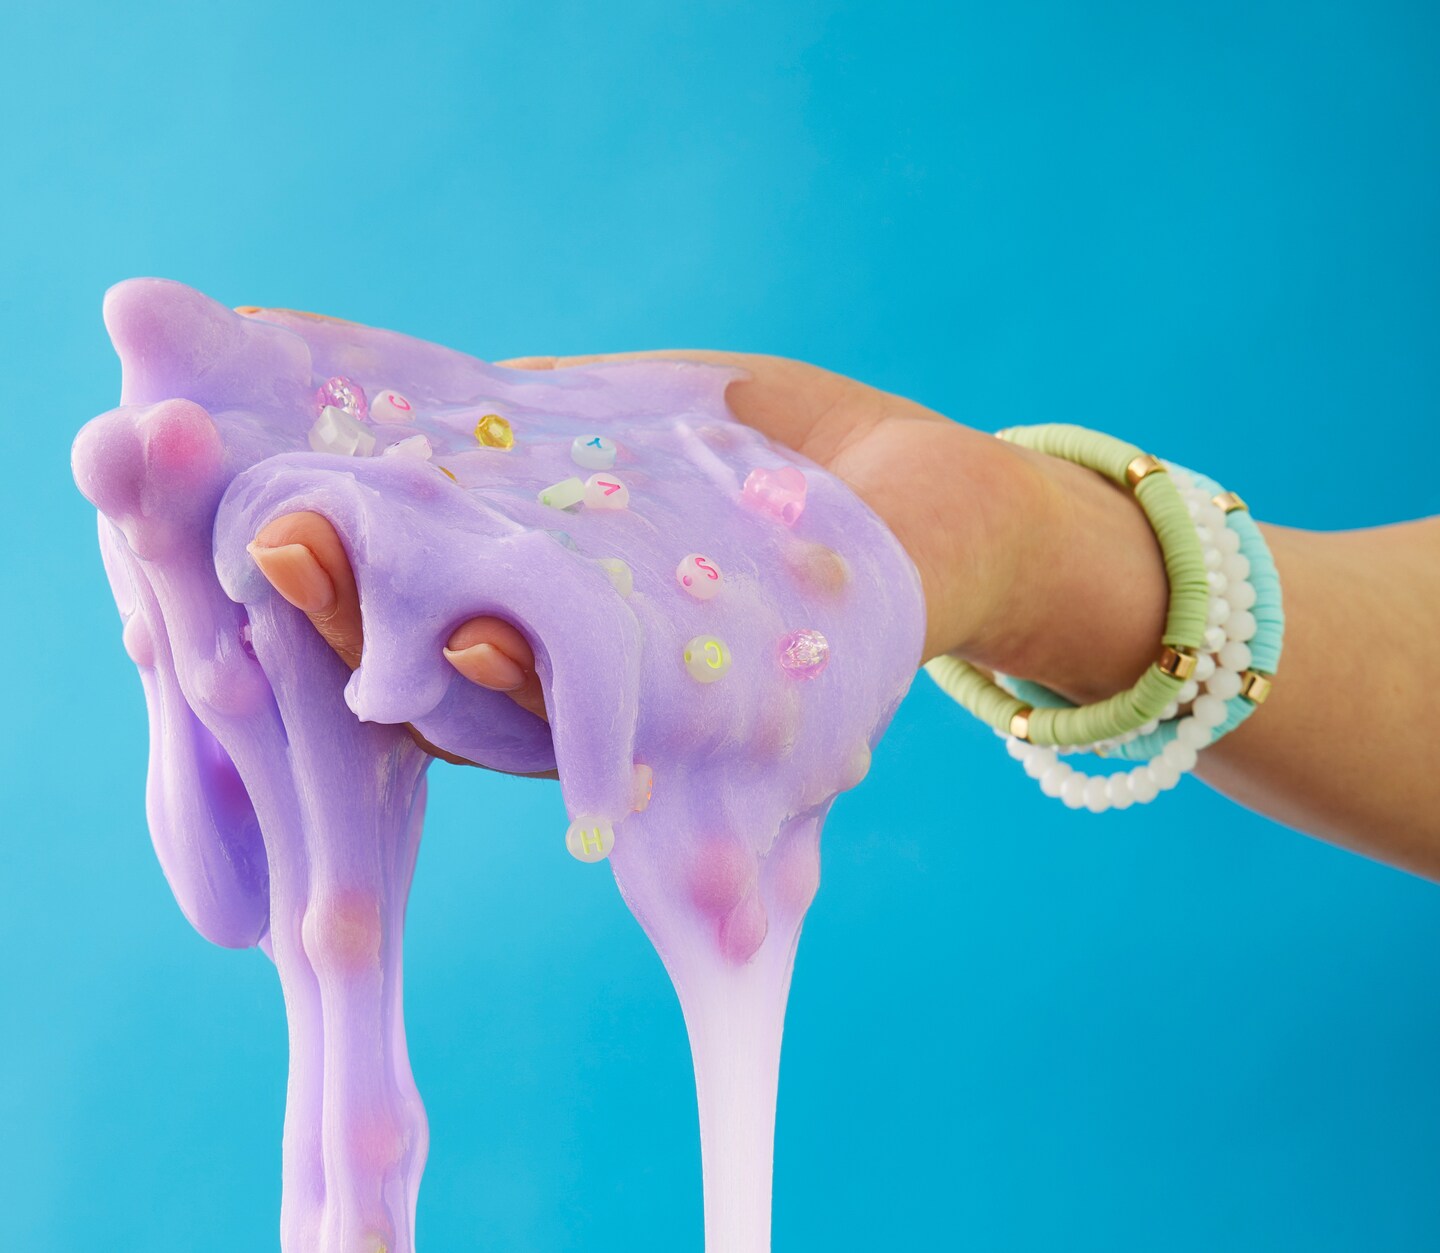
[953,440,1170,704]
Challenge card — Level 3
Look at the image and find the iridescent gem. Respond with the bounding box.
[565,815,615,863]
[315,376,368,419]
[778,628,829,678]
[474,413,515,449]
[741,465,807,526]
[683,635,732,683]
[571,433,618,470]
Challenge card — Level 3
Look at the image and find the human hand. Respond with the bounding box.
[249,352,1171,761]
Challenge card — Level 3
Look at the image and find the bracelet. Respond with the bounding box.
[997,463,1284,766]
[924,429,1283,812]
[925,424,1209,747]
[1106,464,1283,762]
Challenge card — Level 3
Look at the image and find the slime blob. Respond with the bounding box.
[71,279,925,1252]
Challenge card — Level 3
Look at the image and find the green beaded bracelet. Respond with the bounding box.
[924,423,1210,748]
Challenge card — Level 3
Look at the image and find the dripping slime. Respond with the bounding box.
[71,280,924,1252]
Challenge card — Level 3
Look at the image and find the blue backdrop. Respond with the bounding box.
[4,2,1438,1249]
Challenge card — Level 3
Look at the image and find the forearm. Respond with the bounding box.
[952,439,1440,876]
[1198,520,1440,876]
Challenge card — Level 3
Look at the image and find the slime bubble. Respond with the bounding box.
[71,279,924,1252]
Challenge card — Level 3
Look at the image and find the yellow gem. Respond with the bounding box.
[474,413,514,449]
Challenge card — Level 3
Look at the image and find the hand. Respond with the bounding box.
[248,352,1171,762]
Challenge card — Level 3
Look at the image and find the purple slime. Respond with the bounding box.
[72,279,925,1252]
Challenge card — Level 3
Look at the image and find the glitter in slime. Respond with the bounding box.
[71,279,925,1253]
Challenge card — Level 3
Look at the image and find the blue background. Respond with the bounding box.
[3,1,1438,1249]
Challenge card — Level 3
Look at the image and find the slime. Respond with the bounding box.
[72,279,925,1252]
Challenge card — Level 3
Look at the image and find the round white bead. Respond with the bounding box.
[1129,767,1160,804]
[1177,679,1199,704]
[1106,774,1135,810]
[1204,625,1227,653]
[1139,719,1160,736]
[1207,570,1229,597]
[1006,737,1028,761]
[1222,552,1251,583]
[1227,581,1256,611]
[1177,716,1212,749]
[1023,747,1056,779]
[1193,693,1228,728]
[1200,504,1227,533]
[1194,653,1216,683]
[1084,777,1111,813]
[1208,668,1242,702]
[1149,756,1181,791]
[1204,547,1223,571]
[1225,609,1257,642]
[1060,774,1087,810]
[1208,596,1231,626]
[1216,526,1242,555]
[1162,740,1198,773]
[1195,525,1213,545]
[1218,640,1251,672]
[1160,701,1178,721]
[1040,764,1070,798]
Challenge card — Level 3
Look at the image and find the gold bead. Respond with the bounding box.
[474,413,515,449]
[1125,453,1164,488]
[1157,646,1198,681]
[1009,706,1033,741]
[1240,670,1273,704]
[1212,490,1249,514]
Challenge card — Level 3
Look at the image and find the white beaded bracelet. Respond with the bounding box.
[998,465,1265,812]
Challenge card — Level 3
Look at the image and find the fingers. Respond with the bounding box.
[444,617,549,723]
[248,513,549,724]
[494,351,876,461]
[248,512,364,668]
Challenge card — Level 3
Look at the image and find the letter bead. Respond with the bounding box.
[584,474,630,510]
[537,476,585,510]
[571,434,618,470]
[371,389,415,424]
[565,815,616,863]
[683,635,732,683]
[676,553,723,599]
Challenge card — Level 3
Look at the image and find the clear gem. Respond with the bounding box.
[778,628,829,678]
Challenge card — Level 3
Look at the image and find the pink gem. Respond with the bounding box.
[315,376,368,420]
[741,465,807,526]
[778,628,829,678]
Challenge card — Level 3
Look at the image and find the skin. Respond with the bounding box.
[250,353,1440,878]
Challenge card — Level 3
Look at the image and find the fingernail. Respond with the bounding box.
[443,641,527,692]
[247,541,336,615]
